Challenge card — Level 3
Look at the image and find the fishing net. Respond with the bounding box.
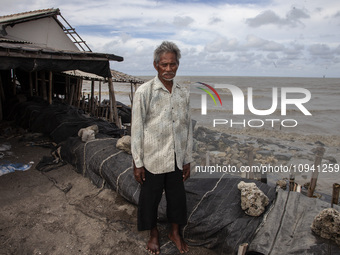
[6,97,124,143]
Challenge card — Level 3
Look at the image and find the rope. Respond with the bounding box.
[182,173,226,236]
[116,166,132,193]
[98,150,123,178]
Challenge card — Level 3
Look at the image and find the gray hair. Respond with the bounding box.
[154,41,181,65]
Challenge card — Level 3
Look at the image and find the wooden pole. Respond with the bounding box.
[108,77,121,128]
[331,183,340,208]
[99,81,102,105]
[90,80,95,115]
[237,243,248,255]
[77,79,83,108]
[29,72,33,97]
[87,94,90,113]
[40,71,47,101]
[81,95,86,111]
[130,82,134,104]
[307,147,325,197]
[64,76,69,102]
[48,71,53,104]
[246,146,254,179]
[69,80,75,106]
[35,71,38,96]
[289,173,295,192]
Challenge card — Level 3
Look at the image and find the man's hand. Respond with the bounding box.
[182,163,190,182]
[134,164,146,184]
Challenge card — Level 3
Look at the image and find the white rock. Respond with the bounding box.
[237,181,269,217]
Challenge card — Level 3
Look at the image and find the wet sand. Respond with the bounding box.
[0,127,214,255]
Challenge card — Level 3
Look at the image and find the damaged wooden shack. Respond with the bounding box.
[0,8,144,130]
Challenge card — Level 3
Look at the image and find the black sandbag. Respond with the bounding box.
[59,136,276,254]
[249,189,340,255]
[181,175,275,254]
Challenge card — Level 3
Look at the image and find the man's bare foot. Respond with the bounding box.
[168,232,189,254]
[146,227,160,254]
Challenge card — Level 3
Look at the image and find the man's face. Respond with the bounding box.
[154,52,179,82]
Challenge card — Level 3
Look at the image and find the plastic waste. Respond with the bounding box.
[0,161,34,176]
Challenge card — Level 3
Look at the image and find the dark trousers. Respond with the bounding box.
[137,164,187,231]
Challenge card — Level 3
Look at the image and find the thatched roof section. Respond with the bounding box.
[62,69,145,84]
[111,70,145,84]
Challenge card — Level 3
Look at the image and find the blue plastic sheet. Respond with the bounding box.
[0,162,33,176]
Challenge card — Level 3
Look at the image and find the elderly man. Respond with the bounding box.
[131,41,193,254]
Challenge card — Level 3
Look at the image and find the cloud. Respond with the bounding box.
[308,44,332,58]
[246,10,281,27]
[0,0,339,77]
[246,7,310,28]
[173,16,194,27]
[205,37,239,52]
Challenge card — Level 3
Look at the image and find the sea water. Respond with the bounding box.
[83,76,340,199]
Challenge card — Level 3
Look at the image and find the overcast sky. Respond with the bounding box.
[1,0,340,77]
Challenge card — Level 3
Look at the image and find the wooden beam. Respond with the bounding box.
[108,77,121,128]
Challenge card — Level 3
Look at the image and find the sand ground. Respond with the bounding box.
[0,128,214,255]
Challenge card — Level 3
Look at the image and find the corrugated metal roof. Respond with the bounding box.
[0,8,59,24]
[0,41,123,61]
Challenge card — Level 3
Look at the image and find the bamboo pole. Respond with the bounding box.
[331,183,340,208]
[307,147,325,197]
[108,77,121,128]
